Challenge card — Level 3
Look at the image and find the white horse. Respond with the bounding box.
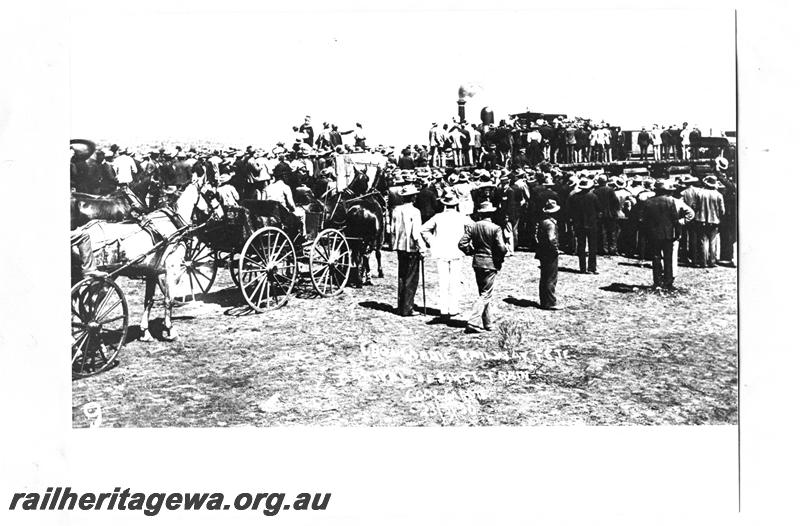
[73,179,220,341]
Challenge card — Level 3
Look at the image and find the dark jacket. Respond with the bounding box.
[593,184,621,219]
[535,217,559,260]
[398,155,415,170]
[414,185,441,223]
[567,190,599,230]
[641,194,680,241]
[458,218,507,270]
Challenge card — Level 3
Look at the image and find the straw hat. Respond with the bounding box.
[439,189,459,207]
[542,199,561,214]
[398,185,419,198]
[703,175,724,189]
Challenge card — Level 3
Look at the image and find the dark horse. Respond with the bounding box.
[71,187,148,230]
[320,168,386,286]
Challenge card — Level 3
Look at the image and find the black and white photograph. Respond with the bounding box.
[67,6,737,428]
[3,0,796,523]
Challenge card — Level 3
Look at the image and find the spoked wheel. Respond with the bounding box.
[173,237,218,303]
[238,226,297,312]
[229,252,240,288]
[309,229,351,297]
[71,277,129,379]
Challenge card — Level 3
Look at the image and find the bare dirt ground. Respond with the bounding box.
[72,249,737,427]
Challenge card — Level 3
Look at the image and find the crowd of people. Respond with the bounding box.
[420,116,720,170]
[70,112,736,334]
[384,160,736,332]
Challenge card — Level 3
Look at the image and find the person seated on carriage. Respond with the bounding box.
[263,167,305,238]
[214,170,240,209]
[70,229,107,280]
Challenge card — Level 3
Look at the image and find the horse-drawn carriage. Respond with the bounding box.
[179,197,354,312]
[71,208,199,378]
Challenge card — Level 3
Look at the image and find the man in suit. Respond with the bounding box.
[637,127,652,160]
[593,175,621,256]
[414,176,441,224]
[567,178,600,274]
[536,199,562,310]
[458,200,507,333]
[641,180,695,289]
[391,185,427,316]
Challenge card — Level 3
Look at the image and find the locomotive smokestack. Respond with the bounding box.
[457,99,466,123]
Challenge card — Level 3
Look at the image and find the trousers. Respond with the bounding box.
[467,267,497,329]
[598,217,618,254]
[697,223,720,267]
[650,238,675,288]
[436,258,462,316]
[538,256,559,308]
[397,251,421,315]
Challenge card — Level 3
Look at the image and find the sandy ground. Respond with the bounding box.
[72,248,737,427]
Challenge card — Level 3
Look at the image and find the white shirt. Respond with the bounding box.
[421,209,473,261]
[264,180,295,210]
[112,154,137,184]
[217,184,239,208]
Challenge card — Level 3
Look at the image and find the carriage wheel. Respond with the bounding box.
[309,229,351,297]
[71,277,129,378]
[173,237,218,303]
[238,226,297,312]
[229,252,240,288]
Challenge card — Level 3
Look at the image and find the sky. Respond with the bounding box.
[68,5,736,148]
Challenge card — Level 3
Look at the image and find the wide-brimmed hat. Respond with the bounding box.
[458,172,469,182]
[542,199,560,214]
[217,171,233,184]
[715,157,730,171]
[576,178,595,190]
[447,174,459,185]
[703,175,724,189]
[440,189,459,207]
[542,174,555,186]
[398,185,419,198]
[680,174,699,185]
[654,180,676,192]
[474,200,496,214]
[609,176,625,189]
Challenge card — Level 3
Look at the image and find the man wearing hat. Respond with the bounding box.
[112,147,138,187]
[593,174,621,256]
[641,180,695,289]
[391,184,427,316]
[453,172,475,216]
[414,174,441,224]
[421,189,472,318]
[172,150,194,190]
[567,178,600,274]
[214,169,240,209]
[458,200,507,333]
[536,199,562,310]
[685,175,726,268]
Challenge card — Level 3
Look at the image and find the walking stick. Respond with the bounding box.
[420,255,427,315]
